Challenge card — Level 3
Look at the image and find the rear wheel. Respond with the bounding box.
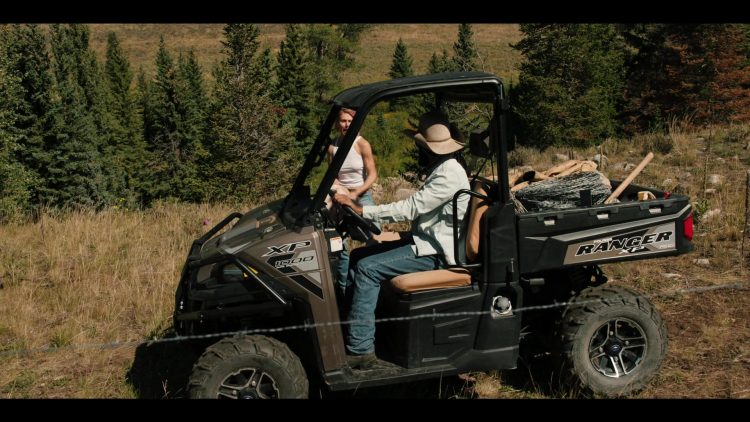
[188,335,308,399]
[559,285,667,397]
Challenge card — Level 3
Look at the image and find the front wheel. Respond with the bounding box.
[188,335,308,399]
[558,285,667,397]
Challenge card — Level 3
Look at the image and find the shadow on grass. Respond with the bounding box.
[500,353,561,398]
[124,329,566,399]
[498,335,579,398]
[126,329,204,399]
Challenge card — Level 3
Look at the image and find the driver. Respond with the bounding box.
[333,111,470,369]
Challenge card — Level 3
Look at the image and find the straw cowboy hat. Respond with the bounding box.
[406,112,465,155]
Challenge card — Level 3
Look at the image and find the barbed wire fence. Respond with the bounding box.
[2,279,747,358]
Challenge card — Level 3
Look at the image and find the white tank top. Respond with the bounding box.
[332,136,365,188]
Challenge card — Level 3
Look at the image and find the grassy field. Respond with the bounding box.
[1,23,748,399]
[1,119,748,398]
[86,24,523,86]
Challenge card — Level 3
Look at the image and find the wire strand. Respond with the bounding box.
[2,280,746,358]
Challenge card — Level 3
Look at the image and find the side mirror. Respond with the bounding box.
[507,133,516,152]
[468,130,491,158]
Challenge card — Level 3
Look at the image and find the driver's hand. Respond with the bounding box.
[333,193,356,209]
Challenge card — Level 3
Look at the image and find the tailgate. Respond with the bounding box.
[516,192,693,273]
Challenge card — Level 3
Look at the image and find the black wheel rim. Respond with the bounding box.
[588,318,647,378]
[217,368,280,399]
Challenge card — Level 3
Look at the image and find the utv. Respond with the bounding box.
[173,72,694,398]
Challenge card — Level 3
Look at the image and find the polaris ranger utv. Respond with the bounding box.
[173,72,694,398]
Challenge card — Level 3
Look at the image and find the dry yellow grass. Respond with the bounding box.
[88,24,273,79]
[500,122,750,398]
[1,123,748,398]
[343,24,522,86]
[85,24,522,86]
[0,202,235,397]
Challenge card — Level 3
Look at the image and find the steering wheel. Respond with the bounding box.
[341,203,382,235]
[328,190,382,241]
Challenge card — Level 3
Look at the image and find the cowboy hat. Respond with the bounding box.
[405,112,465,155]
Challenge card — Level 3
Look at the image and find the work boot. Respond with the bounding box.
[346,352,377,369]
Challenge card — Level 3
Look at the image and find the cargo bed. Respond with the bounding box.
[517,180,694,274]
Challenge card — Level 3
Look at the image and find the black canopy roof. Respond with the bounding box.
[332,71,504,109]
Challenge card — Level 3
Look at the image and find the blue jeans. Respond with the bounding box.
[342,239,444,355]
[336,190,379,296]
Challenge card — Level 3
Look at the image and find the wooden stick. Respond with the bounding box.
[605,152,654,204]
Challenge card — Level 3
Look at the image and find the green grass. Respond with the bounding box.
[1,371,36,397]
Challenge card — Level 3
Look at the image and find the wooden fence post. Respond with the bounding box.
[742,170,750,273]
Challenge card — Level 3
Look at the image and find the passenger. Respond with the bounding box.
[333,111,470,369]
[327,107,379,298]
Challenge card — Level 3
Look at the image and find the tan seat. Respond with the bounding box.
[391,268,471,293]
[389,181,491,293]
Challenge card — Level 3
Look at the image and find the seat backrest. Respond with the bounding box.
[466,180,491,262]
[462,127,494,263]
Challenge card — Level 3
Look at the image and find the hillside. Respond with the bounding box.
[2,23,747,399]
[87,24,523,86]
[1,121,748,398]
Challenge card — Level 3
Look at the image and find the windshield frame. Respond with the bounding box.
[281,73,507,228]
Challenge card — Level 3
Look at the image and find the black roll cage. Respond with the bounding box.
[281,71,511,229]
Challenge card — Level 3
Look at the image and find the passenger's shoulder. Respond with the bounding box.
[356,136,372,150]
[434,159,469,184]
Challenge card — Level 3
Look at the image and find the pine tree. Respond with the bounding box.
[618,24,674,133]
[453,23,479,72]
[105,32,133,123]
[89,37,126,207]
[104,31,148,207]
[175,49,209,199]
[444,24,482,132]
[512,24,626,148]
[134,66,156,199]
[206,24,295,204]
[275,24,316,160]
[664,25,750,124]
[415,48,456,119]
[177,50,208,128]
[389,38,414,79]
[3,24,56,209]
[387,38,415,112]
[136,66,153,143]
[46,24,110,208]
[419,48,454,115]
[0,26,34,220]
[708,25,750,122]
[142,37,206,202]
[620,24,750,131]
[143,37,179,201]
[254,48,275,98]
[304,24,371,114]
[427,49,452,74]
[335,24,371,65]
